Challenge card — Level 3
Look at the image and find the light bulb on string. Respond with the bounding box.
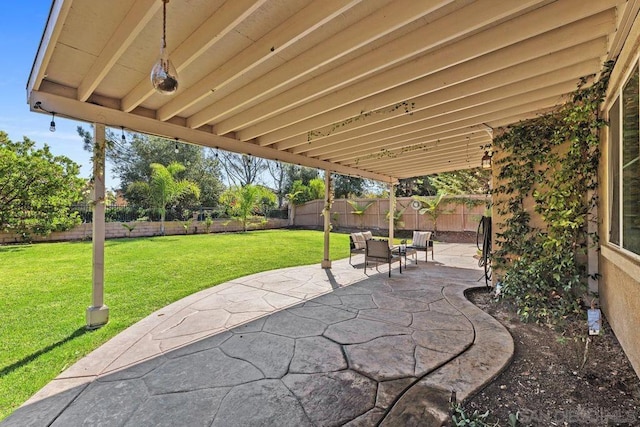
[49,113,56,132]
[174,138,179,154]
[150,0,178,95]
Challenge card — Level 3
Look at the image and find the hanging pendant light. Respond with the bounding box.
[49,113,56,132]
[151,0,178,95]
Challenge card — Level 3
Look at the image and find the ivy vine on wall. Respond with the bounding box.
[493,61,613,323]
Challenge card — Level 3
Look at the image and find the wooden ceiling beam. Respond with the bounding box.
[121,0,267,113]
[237,0,616,141]
[77,0,159,102]
[186,0,462,129]
[332,126,492,166]
[316,79,584,164]
[30,90,396,183]
[216,0,547,135]
[264,19,612,150]
[156,0,364,122]
[370,147,491,175]
[354,136,492,171]
[333,95,564,165]
[299,57,599,159]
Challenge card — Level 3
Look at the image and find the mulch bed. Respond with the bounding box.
[462,288,640,426]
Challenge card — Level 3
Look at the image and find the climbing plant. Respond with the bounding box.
[493,61,613,323]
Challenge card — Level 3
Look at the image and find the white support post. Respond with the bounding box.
[321,171,332,269]
[388,183,395,246]
[86,123,109,329]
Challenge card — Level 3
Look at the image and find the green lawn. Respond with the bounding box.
[0,229,349,420]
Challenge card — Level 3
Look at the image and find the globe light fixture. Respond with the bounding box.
[151,0,178,95]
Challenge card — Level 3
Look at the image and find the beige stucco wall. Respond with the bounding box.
[599,246,640,378]
[0,218,289,244]
[597,11,640,379]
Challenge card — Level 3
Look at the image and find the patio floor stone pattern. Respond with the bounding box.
[2,243,514,426]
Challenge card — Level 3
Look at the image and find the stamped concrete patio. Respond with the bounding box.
[2,243,513,426]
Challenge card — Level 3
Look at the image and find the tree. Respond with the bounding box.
[129,162,200,234]
[287,178,325,205]
[0,132,84,238]
[77,127,224,207]
[428,168,491,195]
[218,151,266,187]
[395,176,436,197]
[219,185,276,232]
[333,175,366,198]
[265,160,286,207]
[282,164,319,197]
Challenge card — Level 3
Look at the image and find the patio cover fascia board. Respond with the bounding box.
[28,89,397,185]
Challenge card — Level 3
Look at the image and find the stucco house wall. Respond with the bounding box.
[598,14,640,378]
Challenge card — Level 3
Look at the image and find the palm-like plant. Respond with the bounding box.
[220,184,275,232]
[346,200,374,230]
[385,205,407,228]
[412,192,447,235]
[149,162,200,235]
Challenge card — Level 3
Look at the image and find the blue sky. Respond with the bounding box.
[0,2,117,189]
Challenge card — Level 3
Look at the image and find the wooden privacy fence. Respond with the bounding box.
[292,196,489,232]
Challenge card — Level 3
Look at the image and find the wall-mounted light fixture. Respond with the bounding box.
[150,0,178,95]
[481,151,492,169]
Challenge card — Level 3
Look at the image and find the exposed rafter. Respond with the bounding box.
[122,0,268,113]
[27,0,632,183]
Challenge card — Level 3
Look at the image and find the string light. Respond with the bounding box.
[174,138,179,154]
[33,102,57,132]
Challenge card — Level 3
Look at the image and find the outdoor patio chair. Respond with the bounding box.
[408,231,434,262]
[349,231,373,266]
[364,239,402,277]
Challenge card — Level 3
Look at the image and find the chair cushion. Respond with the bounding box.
[412,231,431,248]
[351,232,366,249]
[361,231,373,240]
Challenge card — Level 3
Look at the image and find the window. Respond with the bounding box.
[609,64,640,255]
[609,98,620,245]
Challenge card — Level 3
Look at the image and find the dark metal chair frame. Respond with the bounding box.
[407,232,434,262]
[364,239,402,277]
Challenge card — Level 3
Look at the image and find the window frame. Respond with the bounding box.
[607,58,640,258]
